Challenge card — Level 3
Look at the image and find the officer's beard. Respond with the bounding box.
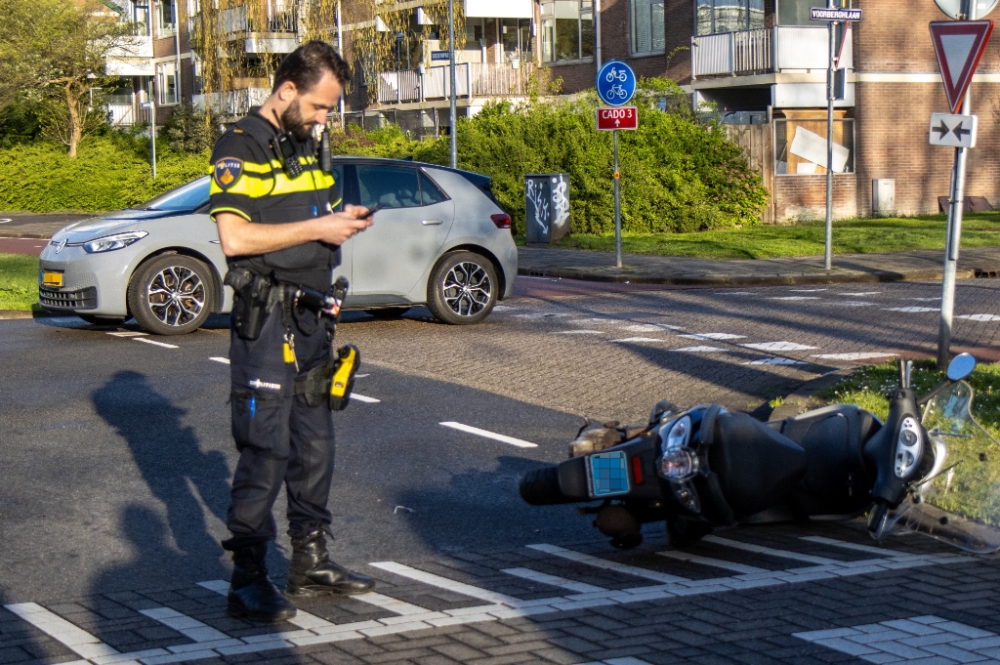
[281,98,314,142]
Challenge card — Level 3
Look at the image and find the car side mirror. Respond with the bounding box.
[947,353,976,382]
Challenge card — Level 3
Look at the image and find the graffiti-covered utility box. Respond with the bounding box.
[524,174,570,245]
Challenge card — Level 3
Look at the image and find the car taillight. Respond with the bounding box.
[491,213,511,230]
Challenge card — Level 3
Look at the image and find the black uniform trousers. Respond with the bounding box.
[223,296,336,552]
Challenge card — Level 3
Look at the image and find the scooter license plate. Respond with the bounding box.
[586,451,631,498]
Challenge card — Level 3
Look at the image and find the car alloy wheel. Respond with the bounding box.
[427,251,498,325]
[128,254,215,335]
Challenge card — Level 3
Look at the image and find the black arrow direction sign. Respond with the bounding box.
[932,119,953,139]
[953,121,971,140]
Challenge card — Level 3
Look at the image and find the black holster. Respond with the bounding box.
[225,267,273,340]
[294,345,360,411]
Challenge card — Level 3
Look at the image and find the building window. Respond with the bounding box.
[541,0,594,63]
[157,0,176,38]
[632,0,665,55]
[157,62,178,105]
[132,1,151,36]
[696,0,764,36]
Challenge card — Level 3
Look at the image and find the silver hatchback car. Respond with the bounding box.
[38,158,517,334]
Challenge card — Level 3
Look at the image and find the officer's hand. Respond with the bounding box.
[314,210,373,246]
[345,204,376,221]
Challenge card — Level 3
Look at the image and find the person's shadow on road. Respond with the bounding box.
[91,371,231,591]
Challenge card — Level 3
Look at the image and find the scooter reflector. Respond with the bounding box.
[587,451,631,498]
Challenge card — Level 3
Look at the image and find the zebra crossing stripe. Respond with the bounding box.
[526,544,688,584]
[197,580,336,630]
[799,536,915,557]
[369,561,521,604]
[657,550,769,574]
[138,608,230,643]
[4,603,121,661]
[501,567,607,594]
[702,536,841,565]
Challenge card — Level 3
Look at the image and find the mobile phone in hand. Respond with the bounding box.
[362,204,381,218]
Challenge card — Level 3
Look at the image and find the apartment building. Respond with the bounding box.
[96,0,1000,221]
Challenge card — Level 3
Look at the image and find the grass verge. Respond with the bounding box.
[541,213,1000,260]
[0,254,41,311]
[818,360,1000,437]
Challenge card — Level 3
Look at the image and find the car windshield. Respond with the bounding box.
[139,177,211,211]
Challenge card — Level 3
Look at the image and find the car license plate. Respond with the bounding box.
[42,271,63,287]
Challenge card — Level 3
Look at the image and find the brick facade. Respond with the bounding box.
[773,174,858,221]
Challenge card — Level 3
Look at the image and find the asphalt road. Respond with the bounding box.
[4,277,1000,665]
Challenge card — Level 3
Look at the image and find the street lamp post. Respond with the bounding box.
[448,0,457,169]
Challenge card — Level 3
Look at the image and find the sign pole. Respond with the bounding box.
[824,0,835,271]
[613,129,622,268]
[448,0,457,169]
[937,0,976,368]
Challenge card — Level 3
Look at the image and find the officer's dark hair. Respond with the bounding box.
[272,41,351,94]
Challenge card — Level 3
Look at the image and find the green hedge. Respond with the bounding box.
[0,134,207,212]
[0,79,768,235]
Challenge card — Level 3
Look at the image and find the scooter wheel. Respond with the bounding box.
[666,518,713,548]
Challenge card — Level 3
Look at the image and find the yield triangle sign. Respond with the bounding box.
[930,20,994,113]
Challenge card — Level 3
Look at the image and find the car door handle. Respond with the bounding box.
[421,219,443,226]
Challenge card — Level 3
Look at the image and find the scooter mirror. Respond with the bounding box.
[947,353,976,382]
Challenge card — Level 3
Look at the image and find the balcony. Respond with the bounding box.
[692,25,852,79]
[221,2,299,53]
[376,63,536,105]
[194,88,270,118]
[105,35,154,76]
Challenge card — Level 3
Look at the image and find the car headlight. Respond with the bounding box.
[82,231,148,254]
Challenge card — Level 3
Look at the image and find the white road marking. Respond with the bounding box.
[702,536,840,565]
[714,291,753,295]
[812,352,896,360]
[609,337,665,343]
[742,341,817,351]
[799,536,914,558]
[209,357,230,364]
[439,422,538,448]
[958,314,1000,322]
[839,292,881,296]
[657,551,768,574]
[4,603,122,660]
[827,301,875,307]
[107,331,147,337]
[673,346,729,353]
[795,616,999,663]
[551,330,605,335]
[744,357,805,365]
[526,544,688,584]
[677,333,745,340]
[906,297,942,301]
[569,318,624,325]
[883,306,938,313]
[134,338,178,349]
[501,568,607,594]
[515,312,572,319]
[625,323,683,332]
[492,305,516,311]
[370,562,521,604]
[351,592,432,616]
[789,289,827,292]
[351,394,381,404]
[354,373,370,378]
[139,608,230,643]
[769,297,820,301]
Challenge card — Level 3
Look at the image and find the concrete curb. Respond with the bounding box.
[1,232,52,240]
[769,368,859,421]
[0,310,59,320]
[517,266,975,287]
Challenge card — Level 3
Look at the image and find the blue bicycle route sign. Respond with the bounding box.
[596,60,636,107]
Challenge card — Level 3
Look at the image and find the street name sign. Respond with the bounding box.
[810,7,862,21]
[431,50,450,62]
[596,107,638,131]
[929,20,994,113]
[934,0,999,19]
[596,60,636,107]
[929,113,978,148]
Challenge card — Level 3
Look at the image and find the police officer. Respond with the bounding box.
[209,41,375,624]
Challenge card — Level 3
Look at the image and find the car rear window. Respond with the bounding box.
[140,177,211,212]
[419,171,448,206]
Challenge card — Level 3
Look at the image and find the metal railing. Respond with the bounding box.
[376,62,535,105]
[692,25,851,78]
[194,88,270,118]
[221,3,298,34]
[105,103,153,127]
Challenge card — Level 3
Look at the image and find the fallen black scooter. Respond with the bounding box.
[521,353,1000,554]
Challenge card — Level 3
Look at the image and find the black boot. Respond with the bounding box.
[286,530,375,597]
[228,544,297,623]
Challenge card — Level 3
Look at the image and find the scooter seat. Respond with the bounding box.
[706,412,808,518]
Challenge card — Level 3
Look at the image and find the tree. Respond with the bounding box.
[0,0,138,158]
